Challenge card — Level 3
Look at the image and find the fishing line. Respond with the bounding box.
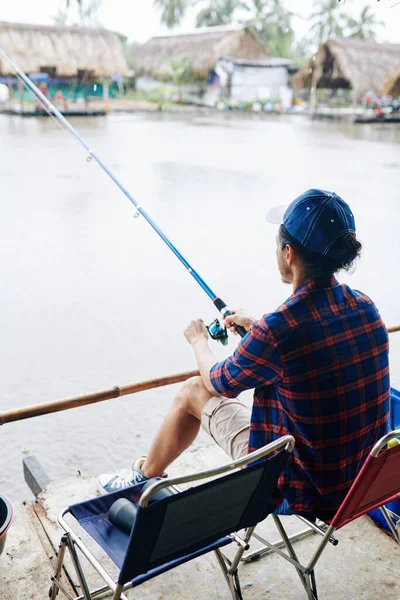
[0,47,247,343]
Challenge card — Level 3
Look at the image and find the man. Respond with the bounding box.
[98,189,390,522]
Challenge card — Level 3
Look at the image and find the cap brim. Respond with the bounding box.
[266,205,288,225]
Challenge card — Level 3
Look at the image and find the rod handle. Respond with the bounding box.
[212,298,248,339]
[224,312,247,339]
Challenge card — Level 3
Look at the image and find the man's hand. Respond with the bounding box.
[184,319,209,345]
[224,309,255,334]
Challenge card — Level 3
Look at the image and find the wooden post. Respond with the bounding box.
[18,78,24,113]
[7,76,13,110]
[351,87,358,112]
[103,78,109,115]
[310,67,318,115]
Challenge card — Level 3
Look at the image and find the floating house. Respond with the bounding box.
[132,25,291,106]
[0,21,128,114]
[293,38,400,108]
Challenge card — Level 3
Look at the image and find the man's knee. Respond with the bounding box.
[174,376,213,419]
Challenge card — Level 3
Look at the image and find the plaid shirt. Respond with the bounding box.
[210,277,390,521]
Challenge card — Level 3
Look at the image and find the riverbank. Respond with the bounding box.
[3,99,400,123]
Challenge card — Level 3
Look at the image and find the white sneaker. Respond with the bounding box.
[97,465,148,495]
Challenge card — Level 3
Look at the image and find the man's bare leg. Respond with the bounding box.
[141,376,213,478]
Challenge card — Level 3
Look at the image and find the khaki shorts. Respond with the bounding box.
[201,396,251,460]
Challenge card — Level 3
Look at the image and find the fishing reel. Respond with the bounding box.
[206,319,229,346]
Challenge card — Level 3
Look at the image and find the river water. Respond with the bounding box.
[1,112,400,500]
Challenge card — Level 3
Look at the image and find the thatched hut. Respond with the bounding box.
[132,25,269,79]
[0,21,129,113]
[383,69,400,97]
[293,38,400,102]
[131,25,292,105]
[0,21,128,78]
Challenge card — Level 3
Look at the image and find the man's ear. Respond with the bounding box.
[286,244,296,266]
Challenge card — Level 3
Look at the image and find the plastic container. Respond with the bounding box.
[0,494,13,555]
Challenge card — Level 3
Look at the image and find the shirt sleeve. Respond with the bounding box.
[209,318,282,398]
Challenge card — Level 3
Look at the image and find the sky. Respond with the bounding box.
[0,0,399,44]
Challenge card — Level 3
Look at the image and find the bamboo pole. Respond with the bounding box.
[0,370,199,426]
[388,325,400,334]
[1,325,399,427]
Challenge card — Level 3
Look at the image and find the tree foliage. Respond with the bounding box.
[160,55,193,102]
[309,0,346,46]
[195,0,248,27]
[153,0,188,28]
[344,6,384,41]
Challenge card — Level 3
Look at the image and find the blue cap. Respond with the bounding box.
[266,189,356,260]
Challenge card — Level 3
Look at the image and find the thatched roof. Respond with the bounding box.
[0,21,128,78]
[293,38,400,94]
[383,69,400,96]
[132,25,269,79]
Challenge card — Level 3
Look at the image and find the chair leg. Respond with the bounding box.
[301,569,318,600]
[379,506,400,543]
[214,548,243,600]
[65,532,93,600]
[49,535,68,600]
[272,515,312,597]
[112,584,124,600]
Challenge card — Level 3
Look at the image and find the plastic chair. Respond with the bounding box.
[49,435,295,600]
[242,428,400,600]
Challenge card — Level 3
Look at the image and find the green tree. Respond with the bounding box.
[160,55,193,102]
[290,36,313,69]
[62,0,102,26]
[247,0,295,57]
[153,0,188,28]
[309,0,346,46]
[53,9,69,25]
[77,0,103,26]
[195,0,248,27]
[344,6,384,41]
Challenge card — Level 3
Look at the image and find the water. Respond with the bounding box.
[1,112,399,500]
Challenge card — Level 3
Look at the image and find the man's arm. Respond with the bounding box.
[183,319,218,395]
[183,310,271,397]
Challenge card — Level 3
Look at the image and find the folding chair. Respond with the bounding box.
[49,434,295,600]
[243,428,400,600]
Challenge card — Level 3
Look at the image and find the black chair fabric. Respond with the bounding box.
[119,450,290,584]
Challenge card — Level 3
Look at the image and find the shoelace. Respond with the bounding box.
[110,471,145,489]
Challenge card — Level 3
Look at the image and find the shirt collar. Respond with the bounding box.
[293,275,338,296]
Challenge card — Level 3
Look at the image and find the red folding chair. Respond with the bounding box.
[243,428,400,600]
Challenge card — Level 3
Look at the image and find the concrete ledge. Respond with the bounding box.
[23,456,51,497]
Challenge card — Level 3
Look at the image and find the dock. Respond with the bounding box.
[2,443,400,600]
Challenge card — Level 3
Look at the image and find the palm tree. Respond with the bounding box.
[309,0,346,46]
[195,0,248,28]
[247,0,295,57]
[344,6,384,41]
[153,0,188,28]
[160,55,193,102]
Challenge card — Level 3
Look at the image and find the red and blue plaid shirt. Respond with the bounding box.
[210,277,390,521]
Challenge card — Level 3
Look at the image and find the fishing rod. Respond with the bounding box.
[0,47,246,345]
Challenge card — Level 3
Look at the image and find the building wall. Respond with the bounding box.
[231,65,289,101]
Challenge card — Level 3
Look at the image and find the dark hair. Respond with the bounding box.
[279,225,362,279]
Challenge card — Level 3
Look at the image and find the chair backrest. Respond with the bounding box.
[118,448,290,583]
[331,431,400,529]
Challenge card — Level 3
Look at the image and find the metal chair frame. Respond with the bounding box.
[242,429,400,600]
[49,435,295,600]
